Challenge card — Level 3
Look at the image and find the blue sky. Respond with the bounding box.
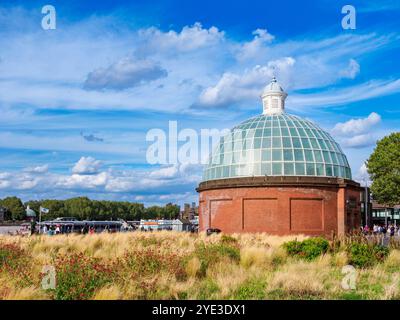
[0,0,399,206]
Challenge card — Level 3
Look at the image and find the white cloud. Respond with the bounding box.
[137,22,225,53]
[23,164,49,174]
[196,57,295,108]
[84,57,168,91]
[236,29,275,61]
[57,172,109,189]
[0,9,397,115]
[331,113,382,149]
[332,112,381,136]
[354,163,371,185]
[0,160,202,203]
[339,59,360,79]
[340,134,376,149]
[288,80,400,111]
[149,165,179,179]
[72,157,102,175]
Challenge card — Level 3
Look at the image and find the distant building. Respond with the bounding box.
[139,219,162,231]
[371,201,400,225]
[25,206,36,219]
[190,216,199,226]
[139,219,194,232]
[172,219,192,232]
[181,202,198,220]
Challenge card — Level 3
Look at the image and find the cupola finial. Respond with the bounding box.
[261,77,287,115]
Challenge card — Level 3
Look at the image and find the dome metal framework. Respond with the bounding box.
[203,112,352,182]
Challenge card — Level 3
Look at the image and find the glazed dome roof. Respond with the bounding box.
[202,80,352,182]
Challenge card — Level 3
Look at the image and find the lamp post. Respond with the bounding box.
[363,178,369,228]
[385,207,388,228]
[39,208,42,234]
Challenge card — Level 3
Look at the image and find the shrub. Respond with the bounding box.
[220,234,238,245]
[52,253,116,300]
[283,240,303,256]
[234,279,266,300]
[347,243,373,268]
[192,242,240,277]
[0,242,34,287]
[124,249,186,280]
[0,242,26,269]
[283,237,329,261]
[347,243,390,268]
[373,245,390,263]
[196,279,219,300]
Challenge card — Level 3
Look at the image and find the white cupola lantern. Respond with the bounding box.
[261,77,288,115]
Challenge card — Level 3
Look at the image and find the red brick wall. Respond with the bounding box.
[345,187,362,232]
[199,186,349,236]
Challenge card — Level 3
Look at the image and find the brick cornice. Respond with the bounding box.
[197,176,361,192]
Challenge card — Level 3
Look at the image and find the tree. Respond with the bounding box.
[0,196,185,221]
[164,203,180,219]
[0,197,26,220]
[366,132,400,207]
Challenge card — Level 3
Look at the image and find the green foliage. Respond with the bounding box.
[373,245,390,262]
[192,242,240,277]
[234,279,266,299]
[0,242,35,287]
[339,292,365,300]
[0,242,26,269]
[124,249,186,280]
[0,197,25,220]
[283,237,329,261]
[366,132,400,207]
[347,243,374,268]
[196,279,219,300]
[0,196,180,221]
[347,243,390,268]
[52,253,116,300]
[220,234,238,245]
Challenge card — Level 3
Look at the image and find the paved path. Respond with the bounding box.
[0,226,22,235]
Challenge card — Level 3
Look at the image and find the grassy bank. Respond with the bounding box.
[0,232,399,300]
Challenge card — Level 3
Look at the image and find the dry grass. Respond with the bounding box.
[93,285,122,300]
[0,232,399,300]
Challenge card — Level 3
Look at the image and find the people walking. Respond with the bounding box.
[382,225,387,237]
[389,224,395,237]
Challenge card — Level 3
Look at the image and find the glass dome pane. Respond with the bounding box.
[203,114,352,181]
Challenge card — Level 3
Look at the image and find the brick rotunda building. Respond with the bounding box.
[197,78,362,236]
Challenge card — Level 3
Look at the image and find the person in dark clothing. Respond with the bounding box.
[81,223,89,234]
[390,225,395,237]
[30,219,36,235]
